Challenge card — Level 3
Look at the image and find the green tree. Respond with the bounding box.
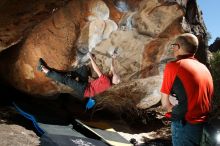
[210,51,220,111]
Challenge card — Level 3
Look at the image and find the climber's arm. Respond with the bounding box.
[88,53,102,77]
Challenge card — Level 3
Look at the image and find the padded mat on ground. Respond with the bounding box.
[73,119,132,146]
[13,100,132,146]
[40,133,108,146]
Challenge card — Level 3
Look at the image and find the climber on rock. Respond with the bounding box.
[37,52,120,108]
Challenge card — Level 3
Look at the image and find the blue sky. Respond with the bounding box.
[197,0,220,45]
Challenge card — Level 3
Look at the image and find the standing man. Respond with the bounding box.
[160,33,213,146]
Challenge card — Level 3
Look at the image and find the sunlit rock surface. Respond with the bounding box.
[0,0,208,109]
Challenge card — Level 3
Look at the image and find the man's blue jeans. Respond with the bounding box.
[171,120,204,146]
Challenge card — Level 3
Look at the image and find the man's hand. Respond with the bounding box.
[111,48,119,58]
[111,53,117,59]
[161,93,174,112]
[88,52,95,60]
[169,95,179,106]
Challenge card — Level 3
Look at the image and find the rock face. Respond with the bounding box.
[0,0,69,52]
[0,0,208,110]
[209,37,220,52]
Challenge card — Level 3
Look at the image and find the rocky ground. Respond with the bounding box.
[0,103,171,146]
[0,106,40,146]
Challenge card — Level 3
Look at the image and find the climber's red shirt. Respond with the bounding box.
[84,74,111,97]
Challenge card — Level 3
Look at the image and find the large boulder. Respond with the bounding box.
[0,0,208,110]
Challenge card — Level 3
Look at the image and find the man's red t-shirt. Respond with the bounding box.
[84,74,111,97]
[160,55,213,124]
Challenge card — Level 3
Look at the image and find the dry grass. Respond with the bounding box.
[93,82,144,116]
[88,80,164,126]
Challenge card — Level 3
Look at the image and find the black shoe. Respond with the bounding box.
[37,58,48,71]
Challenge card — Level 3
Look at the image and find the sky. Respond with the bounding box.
[197,0,220,45]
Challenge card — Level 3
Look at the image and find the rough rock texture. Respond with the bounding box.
[0,0,208,110]
[0,106,39,146]
[0,0,69,52]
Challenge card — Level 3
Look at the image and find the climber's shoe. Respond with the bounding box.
[37,58,48,72]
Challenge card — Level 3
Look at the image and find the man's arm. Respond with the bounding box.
[88,53,102,77]
[110,54,121,84]
[110,56,116,75]
[161,93,173,112]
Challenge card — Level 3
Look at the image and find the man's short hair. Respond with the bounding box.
[174,33,199,54]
